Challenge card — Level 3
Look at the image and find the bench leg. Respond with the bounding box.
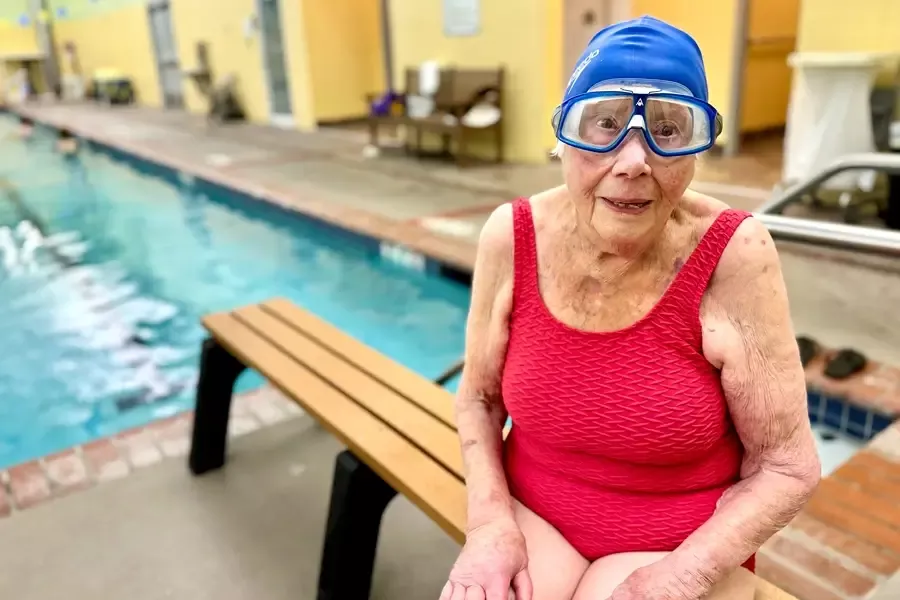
[317,450,397,600]
[188,337,247,475]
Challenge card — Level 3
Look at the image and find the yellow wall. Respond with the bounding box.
[739,0,800,133]
[631,0,739,146]
[0,0,38,54]
[302,0,385,123]
[544,0,563,154]
[49,0,161,106]
[172,0,316,128]
[795,0,900,110]
[0,24,39,57]
[387,0,557,163]
[0,2,42,99]
[797,0,900,54]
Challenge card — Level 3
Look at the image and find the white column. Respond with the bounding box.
[783,52,890,189]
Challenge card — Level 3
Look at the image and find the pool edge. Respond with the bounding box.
[0,386,302,518]
[3,105,477,283]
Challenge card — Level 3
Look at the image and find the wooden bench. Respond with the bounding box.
[367,66,504,167]
[187,297,798,600]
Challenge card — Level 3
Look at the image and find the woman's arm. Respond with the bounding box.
[456,204,516,532]
[662,218,822,592]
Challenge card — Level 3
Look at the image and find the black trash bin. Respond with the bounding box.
[872,87,900,229]
[886,171,900,230]
[871,87,897,152]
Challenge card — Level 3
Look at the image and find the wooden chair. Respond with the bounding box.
[366,66,505,167]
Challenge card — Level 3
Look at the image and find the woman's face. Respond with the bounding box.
[561,129,696,254]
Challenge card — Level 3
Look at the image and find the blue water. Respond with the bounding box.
[0,118,467,468]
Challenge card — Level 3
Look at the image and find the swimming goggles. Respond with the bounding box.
[551,81,723,157]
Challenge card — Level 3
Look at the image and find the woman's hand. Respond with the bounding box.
[607,561,709,600]
[441,518,533,600]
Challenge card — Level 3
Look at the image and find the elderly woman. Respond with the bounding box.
[442,16,821,600]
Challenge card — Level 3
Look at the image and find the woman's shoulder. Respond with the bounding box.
[681,190,778,291]
[680,189,734,226]
[479,187,566,250]
[474,201,517,276]
[677,190,775,282]
[680,189,764,243]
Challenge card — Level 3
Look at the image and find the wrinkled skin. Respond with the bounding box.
[442,519,533,600]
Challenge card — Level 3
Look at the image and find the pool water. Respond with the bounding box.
[0,119,468,468]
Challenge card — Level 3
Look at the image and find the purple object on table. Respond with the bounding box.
[370,92,400,117]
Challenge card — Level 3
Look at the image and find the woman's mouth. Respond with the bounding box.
[599,197,653,215]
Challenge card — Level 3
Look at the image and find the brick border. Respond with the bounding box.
[759,422,900,599]
[0,386,303,519]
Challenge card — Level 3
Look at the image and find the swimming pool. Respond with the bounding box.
[0,117,468,469]
[0,116,868,479]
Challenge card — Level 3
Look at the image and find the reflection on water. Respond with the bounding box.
[0,118,469,468]
[0,219,195,426]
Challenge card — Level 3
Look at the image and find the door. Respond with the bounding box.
[564,0,610,89]
[738,0,800,134]
[258,0,293,126]
[563,1,632,90]
[147,0,183,108]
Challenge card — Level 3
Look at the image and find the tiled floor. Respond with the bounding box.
[4,102,900,600]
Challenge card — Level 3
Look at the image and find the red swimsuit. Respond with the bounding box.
[502,199,755,571]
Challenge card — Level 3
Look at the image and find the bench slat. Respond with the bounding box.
[755,578,797,600]
[233,304,465,478]
[262,297,457,429]
[202,312,467,544]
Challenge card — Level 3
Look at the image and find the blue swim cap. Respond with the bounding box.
[564,16,710,102]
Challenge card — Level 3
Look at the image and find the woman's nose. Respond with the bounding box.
[611,131,652,178]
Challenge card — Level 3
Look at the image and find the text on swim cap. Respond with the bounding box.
[566,49,600,92]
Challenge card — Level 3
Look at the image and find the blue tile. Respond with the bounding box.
[823,396,847,429]
[846,422,869,441]
[847,404,869,432]
[807,389,822,406]
[872,411,894,435]
[807,390,823,424]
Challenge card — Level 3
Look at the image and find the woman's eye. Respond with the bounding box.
[655,122,679,137]
[596,117,618,130]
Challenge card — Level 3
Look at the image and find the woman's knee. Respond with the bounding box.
[572,552,755,600]
[513,500,588,600]
[705,566,756,600]
[573,552,666,600]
